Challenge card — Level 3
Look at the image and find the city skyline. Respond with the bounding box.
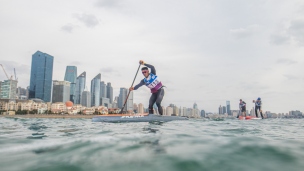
[1,1,304,113]
[1,60,298,114]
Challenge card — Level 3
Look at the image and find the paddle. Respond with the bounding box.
[120,64,141,114]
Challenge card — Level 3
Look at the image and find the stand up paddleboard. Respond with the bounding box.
[239,116,262,120]
[92,113,188,123]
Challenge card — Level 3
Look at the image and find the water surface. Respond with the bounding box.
[0,117,303,171]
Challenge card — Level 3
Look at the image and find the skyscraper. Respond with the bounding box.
[193,102,198,109]
[91,74,101,107]
[118,88,127,109]
[29,51,54,102]
[81,90,91,107]
[106,82,113,103]
[126,90,133,111]
[52,80,70,103]
[100,81,107,98]
[219,105,223,114]
[0,80,18,99]
[64,66,77,103]
[223,106,227,114]
[75,72,86,104]
[201,110,206,117]
[226,101,231,115]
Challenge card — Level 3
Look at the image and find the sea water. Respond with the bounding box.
[0,117,303,171]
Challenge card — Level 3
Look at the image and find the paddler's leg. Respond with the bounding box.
[155,88,164,115]
[242,107,246,117]
[255,107,259,117]
[149,93,157,114]
[260,108,264,119]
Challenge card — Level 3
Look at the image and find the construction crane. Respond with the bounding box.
[0,64,10,80]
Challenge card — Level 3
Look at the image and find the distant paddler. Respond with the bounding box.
[253,97,264,119]
[129,60,165,115]
[239,99,247,118]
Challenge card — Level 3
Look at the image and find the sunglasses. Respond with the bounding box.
[142,71,148,74]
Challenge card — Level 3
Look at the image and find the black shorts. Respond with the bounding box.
[241,107,246,112]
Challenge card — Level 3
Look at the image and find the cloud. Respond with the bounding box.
[288,19,304,45]
[74,13,99,28]
[283,74,299,80]
[276,58,297,65]
[230,25,260,39]
[100,67,114,73]
[69,61,81,65]
[100,67,120,78]
[198,74,210,77]
[95,0,123,8]
[0,60,30,77]
[61,24,75,33]
[270,34,290,45]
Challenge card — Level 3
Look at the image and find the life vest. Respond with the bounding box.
[255,100,262,107]
[144,73,163,93]
[239,102,246,108]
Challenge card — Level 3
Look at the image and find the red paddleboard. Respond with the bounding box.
[239,116,261,120]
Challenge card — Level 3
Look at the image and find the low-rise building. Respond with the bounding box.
[51,102,66,114]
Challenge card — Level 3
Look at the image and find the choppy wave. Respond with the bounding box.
[0,117,303,171]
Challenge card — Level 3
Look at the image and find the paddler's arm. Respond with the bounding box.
[143,63,156,75]
[130,80,145,91]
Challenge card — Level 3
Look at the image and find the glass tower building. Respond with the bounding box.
[75,72,86,104]
[118,88,127,108]
[64,66,77,103]
[100,81,107,98]
[226,101,231,115]
[106,82,113,103]
[81,90,91,107]
[29,51,54,102]
[91,74,101,107]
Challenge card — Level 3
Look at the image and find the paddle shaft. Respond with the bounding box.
[120,64,141,114]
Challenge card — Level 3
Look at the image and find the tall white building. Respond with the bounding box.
[126,90,133,111]
[162,106,166,115]
[183,107,187,117]
[173,106,179,116]
[166,106,173,116]
[138,103,144,114]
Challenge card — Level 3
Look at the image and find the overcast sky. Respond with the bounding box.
[0,0,303,113]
